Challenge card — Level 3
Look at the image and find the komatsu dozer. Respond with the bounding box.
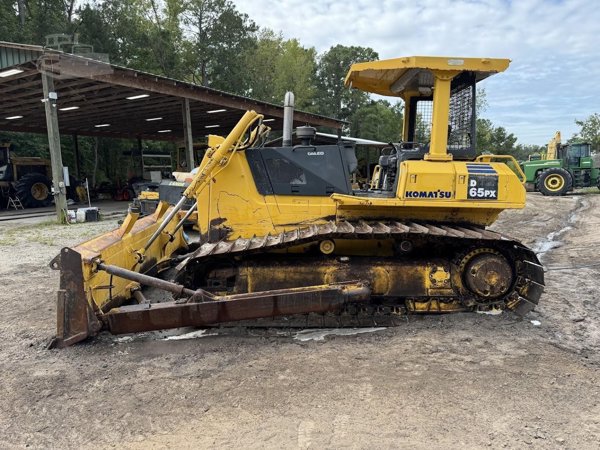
[50,56,544,348]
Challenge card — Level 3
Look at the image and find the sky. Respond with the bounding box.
[235,0,599,145]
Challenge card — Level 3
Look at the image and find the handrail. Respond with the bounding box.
[475,154,526,183]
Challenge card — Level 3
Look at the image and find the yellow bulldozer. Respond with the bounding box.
[50,56,544,348]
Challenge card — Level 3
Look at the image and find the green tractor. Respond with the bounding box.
[520,132,600,196]
[0,142,53,208]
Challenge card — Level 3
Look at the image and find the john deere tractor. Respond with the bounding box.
[0,142,53,208]
[520,132,600,196]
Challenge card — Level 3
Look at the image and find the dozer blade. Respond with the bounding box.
[49,248,101,349]
[103,283,371,334]
[50,248,371,346]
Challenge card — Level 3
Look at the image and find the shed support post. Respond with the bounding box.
[73,134,80,178]
[41,72,68,223]
[182,98,194,169]
[137,138,143,177]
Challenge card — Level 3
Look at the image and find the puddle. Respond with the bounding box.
[532,197,582,262]
[477,308,503,316]
[114,333,152,343]
[293,327,386,342]
[112,329,217,344]
[162,330,218,340]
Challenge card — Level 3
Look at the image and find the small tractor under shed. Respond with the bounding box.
[520,132,600,196]
[0,142,53,208]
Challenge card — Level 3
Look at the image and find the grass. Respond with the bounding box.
[0,217,117,247]
[575,187,600,195]
[28,231,55,246]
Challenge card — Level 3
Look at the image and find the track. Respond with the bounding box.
[175,220,545,318]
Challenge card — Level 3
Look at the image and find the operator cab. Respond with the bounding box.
[345,57,510,195]
[565,143,591,167]
[247,57,510,200]
[246,67,480,199]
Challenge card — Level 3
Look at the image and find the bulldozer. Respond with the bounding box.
[0,141,53,208]
[50,56,544,348]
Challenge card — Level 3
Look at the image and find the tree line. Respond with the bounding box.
[1,0,598,184]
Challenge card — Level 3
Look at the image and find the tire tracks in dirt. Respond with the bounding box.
[530,194,600,364]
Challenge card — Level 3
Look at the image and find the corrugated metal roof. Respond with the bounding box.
[0,41,343,141]
[0,42,42,70]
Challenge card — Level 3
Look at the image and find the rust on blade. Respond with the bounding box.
[49,248,101,348]
[103,282,371,335]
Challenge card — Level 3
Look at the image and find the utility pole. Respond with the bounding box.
[182,98,195,169]
[41,72,68,223]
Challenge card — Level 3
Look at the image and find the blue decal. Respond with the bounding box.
[466,164,497,174]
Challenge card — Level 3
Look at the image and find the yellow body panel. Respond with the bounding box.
[71,204,187,312]
[545,131,561,160]
[138,190,159,200]
[197,154,525,240]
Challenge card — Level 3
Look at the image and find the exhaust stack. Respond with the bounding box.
[282,91,295,146]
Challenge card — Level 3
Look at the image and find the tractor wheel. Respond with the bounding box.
[14,173,52,208]
[536,168,572,196]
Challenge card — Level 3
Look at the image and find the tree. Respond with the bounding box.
[139,0,186,78]
[243,32,317,109]
[573,113,600,152]
[0,0,77,44]
[476,87,488,116]
[512,143,544,161]
[243,29,283,102]
[476,118,517,155]
[349,100,403,142]
[77,1,150,69]
[0,1,21,42]
[315,45,378,121]
[181,0,257,92]
[272,39,316,110]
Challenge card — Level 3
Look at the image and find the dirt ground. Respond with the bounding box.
[1,193,599,449]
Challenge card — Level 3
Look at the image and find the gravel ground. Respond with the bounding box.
[0,193,599,449]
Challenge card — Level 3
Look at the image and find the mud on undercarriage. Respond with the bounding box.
[49,220,544,348]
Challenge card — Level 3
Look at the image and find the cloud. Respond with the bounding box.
[235,0,599,144]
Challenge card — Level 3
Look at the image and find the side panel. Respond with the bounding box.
[397,160,524,204]
[201,146,353,238]
[520,160,562,182]
[245,144,353,196]
[199,153,528,238]
[196,154,277,240]
[334,160,525,226]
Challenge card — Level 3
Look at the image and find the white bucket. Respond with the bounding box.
[76,209,87,223]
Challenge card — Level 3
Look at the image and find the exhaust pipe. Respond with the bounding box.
[282,91,295,146]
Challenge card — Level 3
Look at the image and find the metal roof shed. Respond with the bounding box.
[0,41,343,221]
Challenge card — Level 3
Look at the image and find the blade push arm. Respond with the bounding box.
[138,110,266,260]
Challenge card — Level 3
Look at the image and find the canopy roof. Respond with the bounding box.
[344,56,510,97]
[0,41,343,141]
